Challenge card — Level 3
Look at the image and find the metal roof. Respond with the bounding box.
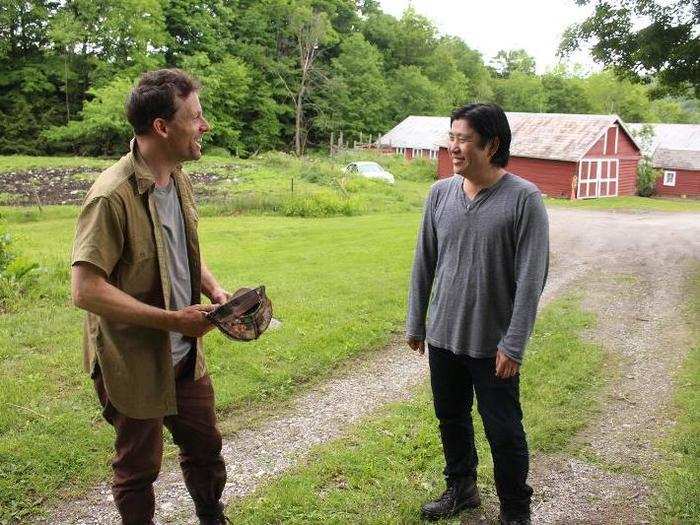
[627,123,700,171]
[380,113,642,162]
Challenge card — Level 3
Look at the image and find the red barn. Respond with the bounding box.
[628,123,700,198]
[381,113,643,199]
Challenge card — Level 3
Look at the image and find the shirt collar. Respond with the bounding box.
[130,138,183,195]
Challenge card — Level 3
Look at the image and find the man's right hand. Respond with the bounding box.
[407,337,425,355]
[170,304,217,338]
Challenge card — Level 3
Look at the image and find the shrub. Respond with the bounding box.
[637,158,661,197]
[281,192,362,217]
[0,229,39,310]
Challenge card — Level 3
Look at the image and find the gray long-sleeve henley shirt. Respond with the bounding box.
[406,173,549,363]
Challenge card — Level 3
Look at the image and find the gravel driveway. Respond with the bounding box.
[36,208,700,525]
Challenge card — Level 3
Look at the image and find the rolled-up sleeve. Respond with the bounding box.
[71,196,124,277]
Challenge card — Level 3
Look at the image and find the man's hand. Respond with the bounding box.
[407,337,425,355]
[495,349,520,379]
[208,287,231,306]
[170,304,217,338]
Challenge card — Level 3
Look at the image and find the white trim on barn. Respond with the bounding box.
[663,170,676,186]
[577,158,619,198]
[603,128,608,154]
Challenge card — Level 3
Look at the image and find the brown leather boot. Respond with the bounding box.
[420,477,481,521]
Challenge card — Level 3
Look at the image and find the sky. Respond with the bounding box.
[377,0,601,74]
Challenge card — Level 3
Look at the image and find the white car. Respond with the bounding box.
[343,161,395,184]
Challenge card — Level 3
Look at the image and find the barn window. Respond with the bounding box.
[663,171,676,186]
[429,149,438,160]
[396,147,406,156]
[412,148,422,158]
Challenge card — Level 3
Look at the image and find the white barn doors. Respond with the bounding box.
[577,159,619,199]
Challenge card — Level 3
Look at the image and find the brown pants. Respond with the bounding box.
[94,352,227,525]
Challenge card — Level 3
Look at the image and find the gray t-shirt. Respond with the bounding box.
[153,180,193,366]
[406,173,549,363]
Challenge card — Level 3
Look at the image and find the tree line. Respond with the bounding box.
[1,0,698,157]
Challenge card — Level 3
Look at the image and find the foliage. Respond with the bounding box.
[182,54,252,155]
[493,72,547,113]
[0,227,39,310]
[1,1,699,156]
[636,158,661,197]
[314,33,390,138]
[490,48,536,78]
[387,66,450,124]
[583,70,651,121]
[42,77,134,156]
[542,67,593,114]
[560,0,699,97]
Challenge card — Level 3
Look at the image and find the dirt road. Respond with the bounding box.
[37,208,699,524]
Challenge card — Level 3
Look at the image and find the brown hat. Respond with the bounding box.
[206,286,273,341]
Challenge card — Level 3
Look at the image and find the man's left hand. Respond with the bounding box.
[495,349,520,379]
[209,288,231,306]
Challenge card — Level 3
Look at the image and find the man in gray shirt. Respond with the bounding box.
[407,103,549,524]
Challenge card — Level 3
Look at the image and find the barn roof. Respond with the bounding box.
[379,116,449,150]
[380,113,642,162]
[627,123,700,171]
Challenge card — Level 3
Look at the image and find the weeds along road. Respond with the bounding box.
[38,207,700,525]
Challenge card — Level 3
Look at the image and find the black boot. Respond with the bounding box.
[420,477,481,521]
[196,501,231,524]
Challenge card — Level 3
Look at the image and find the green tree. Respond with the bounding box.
[433,36,493,101]
[315,33,390,138]
[181,54,252,155]
[647,97,700,124]
[560,0,699,96]
[387,66,450,123]
[493,72,547,113]
[582,70,651,121]
[542,67,593,114]
[282,4,338,155]
[163,0,236,65]
[490,49,536,78]
[42,77,134,155]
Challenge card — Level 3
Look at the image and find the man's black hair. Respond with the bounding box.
[450,103,511,167]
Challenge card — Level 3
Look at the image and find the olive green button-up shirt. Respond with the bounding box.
[71,140,207,419]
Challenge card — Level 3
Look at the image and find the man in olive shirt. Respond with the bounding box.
[71,69,230,525]
[407,104,549,525]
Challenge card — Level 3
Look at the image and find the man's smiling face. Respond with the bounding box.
[165,91,210,162]
[447,118,494,178]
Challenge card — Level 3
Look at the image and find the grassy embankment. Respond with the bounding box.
[224,294,605,524]
[652,266,700,523]
[545,195,700,213]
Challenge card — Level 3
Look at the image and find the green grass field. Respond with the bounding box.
[225,294,605,524]
[0,211,424,522]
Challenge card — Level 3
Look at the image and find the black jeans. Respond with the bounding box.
[428,344,533,518]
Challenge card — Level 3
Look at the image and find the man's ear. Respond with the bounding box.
[152,118,168,138]
[487,137,500,160]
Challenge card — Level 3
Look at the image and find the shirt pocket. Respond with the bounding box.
[124,232,157,263]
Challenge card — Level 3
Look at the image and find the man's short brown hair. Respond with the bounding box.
[125,69,201,136]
